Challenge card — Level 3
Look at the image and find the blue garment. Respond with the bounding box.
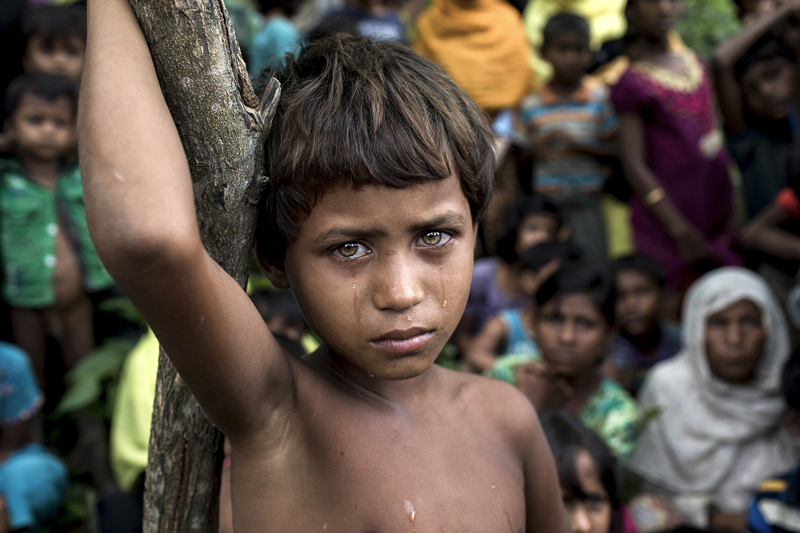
[317,8,406,44]
[247,16,301,79]
[748,465,800,533]
[498,309,538,356]
[0,444,68,530]
[0,342,68,530]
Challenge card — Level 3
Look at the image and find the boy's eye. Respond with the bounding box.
[335,242,369,259]
[417,231,452,247]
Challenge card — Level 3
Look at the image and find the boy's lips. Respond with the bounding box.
[369,327,435,354]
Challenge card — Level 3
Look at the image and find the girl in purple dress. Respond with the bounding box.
[611,0,741,305]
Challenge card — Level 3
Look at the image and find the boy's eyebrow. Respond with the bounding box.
[312,211,470,244]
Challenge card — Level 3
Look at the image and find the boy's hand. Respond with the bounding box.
[516,361,573,411]
[530,131,574,160]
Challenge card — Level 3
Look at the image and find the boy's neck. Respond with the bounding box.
[308,345,442,405]
[548,77,583,97]
[19,155,62,189]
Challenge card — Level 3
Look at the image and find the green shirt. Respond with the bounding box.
[0,158,114,308]
[486,352,640,460]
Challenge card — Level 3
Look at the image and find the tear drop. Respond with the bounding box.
[442,300,448,308]
[369,374,374,378]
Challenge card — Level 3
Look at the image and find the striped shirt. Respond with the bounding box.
[519,79,617,197]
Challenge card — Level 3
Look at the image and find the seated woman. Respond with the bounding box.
[464,241,581,373]
[540,410,637,533]
[630,267,800,532]
[490,262,640,460]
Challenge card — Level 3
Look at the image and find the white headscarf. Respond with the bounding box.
[630,267,800,525]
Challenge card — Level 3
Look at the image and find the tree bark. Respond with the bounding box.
[125,1,280,530]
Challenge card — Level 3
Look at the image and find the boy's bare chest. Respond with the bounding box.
[231,404,526,533]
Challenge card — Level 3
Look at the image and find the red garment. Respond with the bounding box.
[777,187,800,219]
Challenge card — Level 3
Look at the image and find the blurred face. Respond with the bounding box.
[615,269,660,337]
[280,175,476,380]
[741,57,796,121]
[564,450,613,533]
[534,293,612,378]
[628,0,684,39]
[739,0,779,22]
[515,213,559,255]
[542,31,593,86]
[705,299,765,384]
[24,34,85,82]
[6,94,74,163]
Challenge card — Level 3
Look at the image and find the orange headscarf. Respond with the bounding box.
[414,0,534,115]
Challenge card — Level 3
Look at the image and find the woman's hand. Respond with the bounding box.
[516,361,573,410]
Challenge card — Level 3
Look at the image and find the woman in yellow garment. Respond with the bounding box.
[414,0,533,118]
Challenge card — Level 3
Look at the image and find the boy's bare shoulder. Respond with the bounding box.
[438,366,541,448]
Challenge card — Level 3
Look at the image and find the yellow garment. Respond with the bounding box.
[110,328,159,492]
[414,0,533,114]
[524,0,627,89]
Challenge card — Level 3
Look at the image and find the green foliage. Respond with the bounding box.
[676,0,740,58]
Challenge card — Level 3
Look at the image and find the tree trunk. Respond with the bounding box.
[125,0,280,530]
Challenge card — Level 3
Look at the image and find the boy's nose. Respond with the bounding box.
[372,255,424,312]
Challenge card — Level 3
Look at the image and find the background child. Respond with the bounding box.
[540,409,635,533]
[493,263,640,460]
[520,12,618,263]
[22,4,86,84]
[606,254,680,395]
[468,241,581,374]
[747,345,800,533]
[0,341,68,532]
[612,0,741,307]
[459,196,563,351]
[630,268,799,531]
[713,1,800,219]
[247,0,303,83]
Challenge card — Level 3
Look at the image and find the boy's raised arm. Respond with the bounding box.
[78,0,293,442]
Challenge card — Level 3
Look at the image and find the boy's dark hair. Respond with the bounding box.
[495,196,562,264]
[734,34,796,80]
[519,241,581,273]
[782,346,800,411]
[535,262,617,327]
[540,410,622,533]
[257,35,495,263]
[542,12,590,49]
[23,4,87,44]
[611,253,665,288]
[4,73,78,118]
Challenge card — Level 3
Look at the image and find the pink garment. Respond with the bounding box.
[621,505,639,533]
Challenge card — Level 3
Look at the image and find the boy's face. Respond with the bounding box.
[533,293,612,379]
[542,32,592,86]
[515,213,558,255]
[741,57,796,121]
[629,0,683,39]
[24,34,85,83]
[6,94,74,162]
[615,269,660,337]
[705,299,765,384]
[279,175,476,380]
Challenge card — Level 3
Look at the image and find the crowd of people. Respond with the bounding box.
[0,0,798,531]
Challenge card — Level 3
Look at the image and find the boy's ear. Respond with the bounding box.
[253,239,290,289]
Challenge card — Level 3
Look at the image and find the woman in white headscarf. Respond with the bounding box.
[629,267,800,530]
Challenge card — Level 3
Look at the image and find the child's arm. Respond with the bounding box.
[618,113,711,264]
[742,201,800,259]
[713,1,800,134]
[79,0,292,443]
[462,315,508,373]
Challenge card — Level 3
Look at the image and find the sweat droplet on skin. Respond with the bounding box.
[404,500,416,531]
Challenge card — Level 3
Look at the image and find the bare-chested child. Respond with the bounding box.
[78,0,571,531]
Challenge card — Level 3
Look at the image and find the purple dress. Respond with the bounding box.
[611,50,742,289]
